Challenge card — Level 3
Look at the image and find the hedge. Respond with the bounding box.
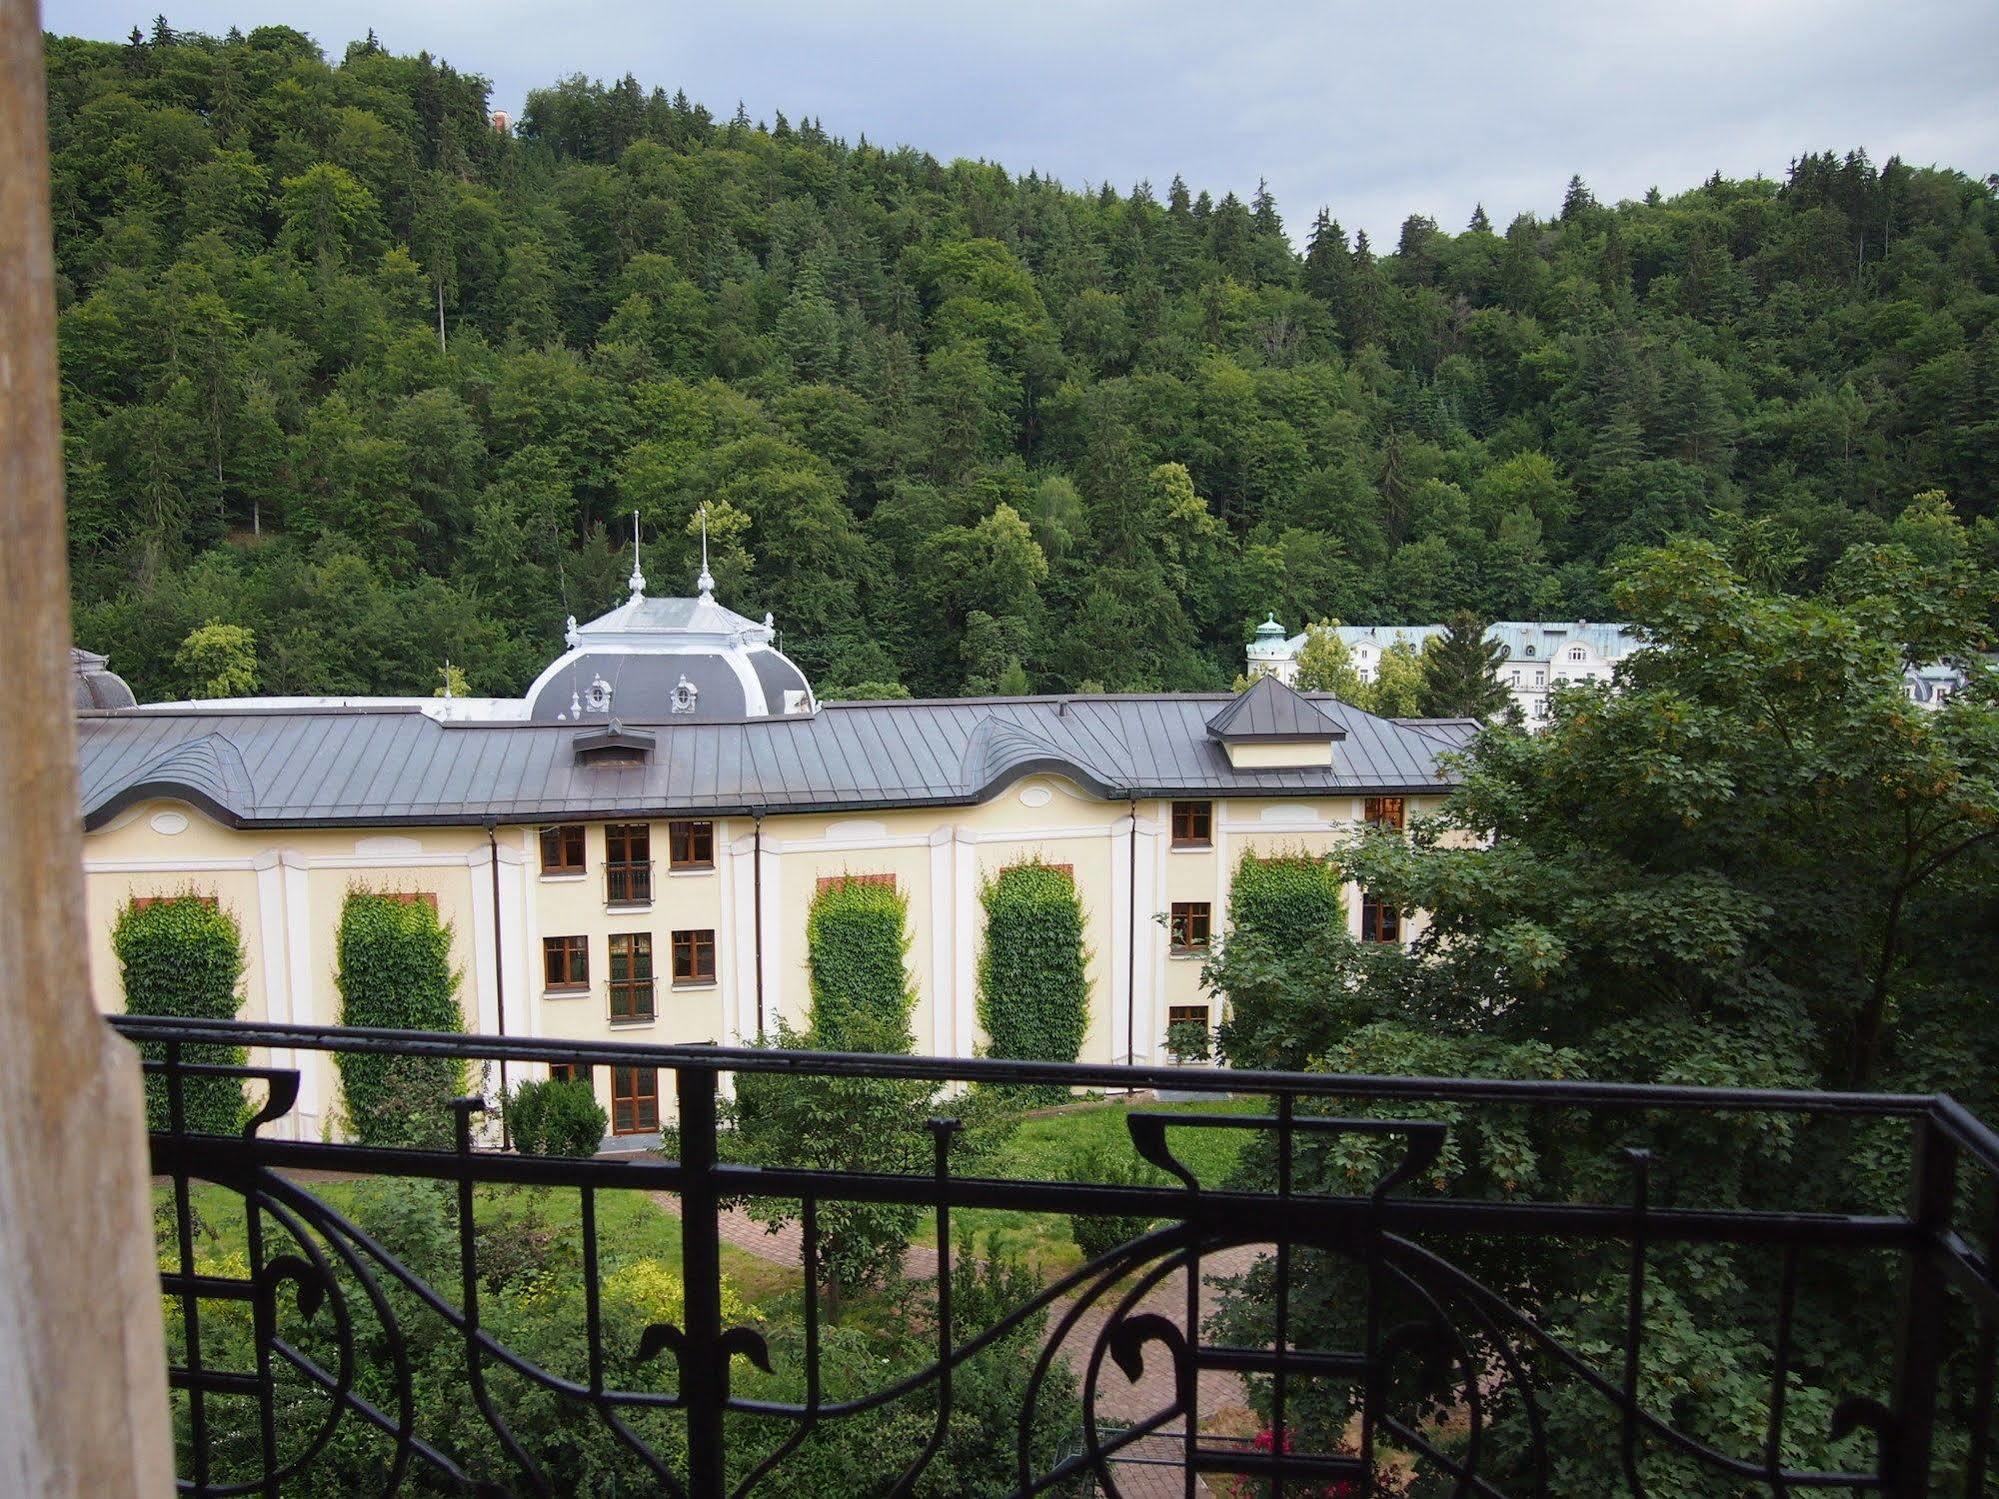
[507,1076,608,1157]
[113,893,246,1134]
[334,890,467,1147]
[805,877,915,1053]
[977,862,1088,1089]
[1229,851,1346,950]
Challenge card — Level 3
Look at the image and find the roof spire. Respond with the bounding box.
[696,504,715,600]
[627,510,647,600]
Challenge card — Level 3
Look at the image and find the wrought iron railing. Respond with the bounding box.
[606,859,654,907]
[116,1014,1999,1497]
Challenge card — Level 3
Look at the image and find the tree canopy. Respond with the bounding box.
[46,26,1999,701]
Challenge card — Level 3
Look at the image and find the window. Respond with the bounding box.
[605,823,652,906]
[1171,800,1213,848]
[539,824,585,874]
[608,932,654,1021]
[1509,670,1520,686]
[1360,893,1401,944]
[1363,796,1405,831]
[1568,646,1585,661]
[542,936,589,991]
[672,928,717,986]
[668,819,715,870]
[1169,901,1212,954]
[611,1066,658,1134]
[1168,1004,1210,1028]
[549,1062,582,1085]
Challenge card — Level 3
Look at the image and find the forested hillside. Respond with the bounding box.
[48,22,1999,702]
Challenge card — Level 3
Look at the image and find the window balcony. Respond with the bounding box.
[116,1014,1999,1497]
[604,858,653,908]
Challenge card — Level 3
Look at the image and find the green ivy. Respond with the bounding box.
[506,1077,607,1157]
[333,891,467,1148]
[978,862,1089,1099]
[113,893,246,1134]
[805,877,915,1052]
[1228,849,1346,950]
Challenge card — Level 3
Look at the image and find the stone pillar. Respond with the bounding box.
[0,2,176,1490]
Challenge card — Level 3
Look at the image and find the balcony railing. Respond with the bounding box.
[605,858,653,907]
[116,1014,1999,1497]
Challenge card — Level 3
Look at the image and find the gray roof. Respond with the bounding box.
[77,693,1463,831]
[71,647,136,710]
[1206,674,1344,742]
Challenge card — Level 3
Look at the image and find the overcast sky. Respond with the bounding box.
[49,0,1999,244]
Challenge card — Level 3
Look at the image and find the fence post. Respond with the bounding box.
[679,1064,726,1496]
[1888,1114,1958,1497]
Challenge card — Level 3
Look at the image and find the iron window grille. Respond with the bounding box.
[604,823,652,906]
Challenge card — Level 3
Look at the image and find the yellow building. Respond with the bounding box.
[74,560,1468,1142]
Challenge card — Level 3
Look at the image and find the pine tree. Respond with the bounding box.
[1560,174,1596,221]
[1468,203,1492,233]
[1418,612,1510,720]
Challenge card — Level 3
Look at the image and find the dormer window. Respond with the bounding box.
[671,676,699,715]
[1524,645,1536,657]
[583,674,614,714]
[573,722,655,767]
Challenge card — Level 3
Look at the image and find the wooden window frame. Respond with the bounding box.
[1169,901,1212,955]
[1363,796,1406,831]
[604,823,652,906]
[1360,893,1402,944]
[1168,1003,1210,1028]
[607,932,654,1022]
[549,1062,583,1085]
[671,928,717,986]
[1171,800,1213,849]
[539,823,586,875]
[668,819,715,871]
[611,1065,658,1135]
[542,935,589,991]
[128,894,219,912]
[814,872,898,895]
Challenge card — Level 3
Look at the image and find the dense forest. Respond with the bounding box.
[47,21,1999,702]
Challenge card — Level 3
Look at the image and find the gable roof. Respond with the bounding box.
[1205,674,1345,742]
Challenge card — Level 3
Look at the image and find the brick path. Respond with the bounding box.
[656,1193,1264,1495]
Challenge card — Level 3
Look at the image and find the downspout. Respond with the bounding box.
[485,822,510,1148]
[753,810,766,1039]
[1127,794,1139,1076]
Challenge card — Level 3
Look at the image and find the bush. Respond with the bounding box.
[1065,1141,1164,1261]
[113,893,247,1134]
[806,877,914,1051]
[977,862,1089,1098]
[1165,1018,1212,1064]
[507,1076,606,1157]
[333,890,467,1147]
[1229,851,1346,950]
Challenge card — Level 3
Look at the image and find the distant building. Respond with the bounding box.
[1248,618,1643,725]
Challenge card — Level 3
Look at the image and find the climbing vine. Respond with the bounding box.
[334,890,467,1147]
[113,892,246,1134]
[977,861,1089,1091]
[1229,849,1346,950]
[805,876,915,1052]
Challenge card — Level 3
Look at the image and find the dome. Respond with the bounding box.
[523,523,816,725]
[72,647,136,710]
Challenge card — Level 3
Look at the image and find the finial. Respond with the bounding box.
[564,614,580,648]
[627,510,647,600]
[696,505,715,600]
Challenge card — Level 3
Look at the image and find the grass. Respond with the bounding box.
[922,1093,1259,1274]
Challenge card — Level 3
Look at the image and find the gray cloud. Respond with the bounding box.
[49,0,1999,242]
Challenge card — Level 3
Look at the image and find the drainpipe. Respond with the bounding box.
[752,810,766,1039]
[1127,794,1139,1078]
[485,821,510,1148]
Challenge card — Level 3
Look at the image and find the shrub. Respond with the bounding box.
[806,877,915,1051]
[977,862,1088,1098]
[1165,1018,1212,1064]
[113,893,247,1134]
[507,1076,606,1157]
[1064,1141,1163,1261]
[333,890,467,1147]
[1229,850,1345,950]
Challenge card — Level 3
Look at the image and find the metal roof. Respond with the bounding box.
[1205,674,1344,742]
[76,693,1465,831]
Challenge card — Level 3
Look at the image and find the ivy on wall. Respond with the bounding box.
[805,877,915,1053]
[113,892,246,1134]
[1229,850,1347,950]
[334,889,467,1148]
[977,861,1089,1086]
